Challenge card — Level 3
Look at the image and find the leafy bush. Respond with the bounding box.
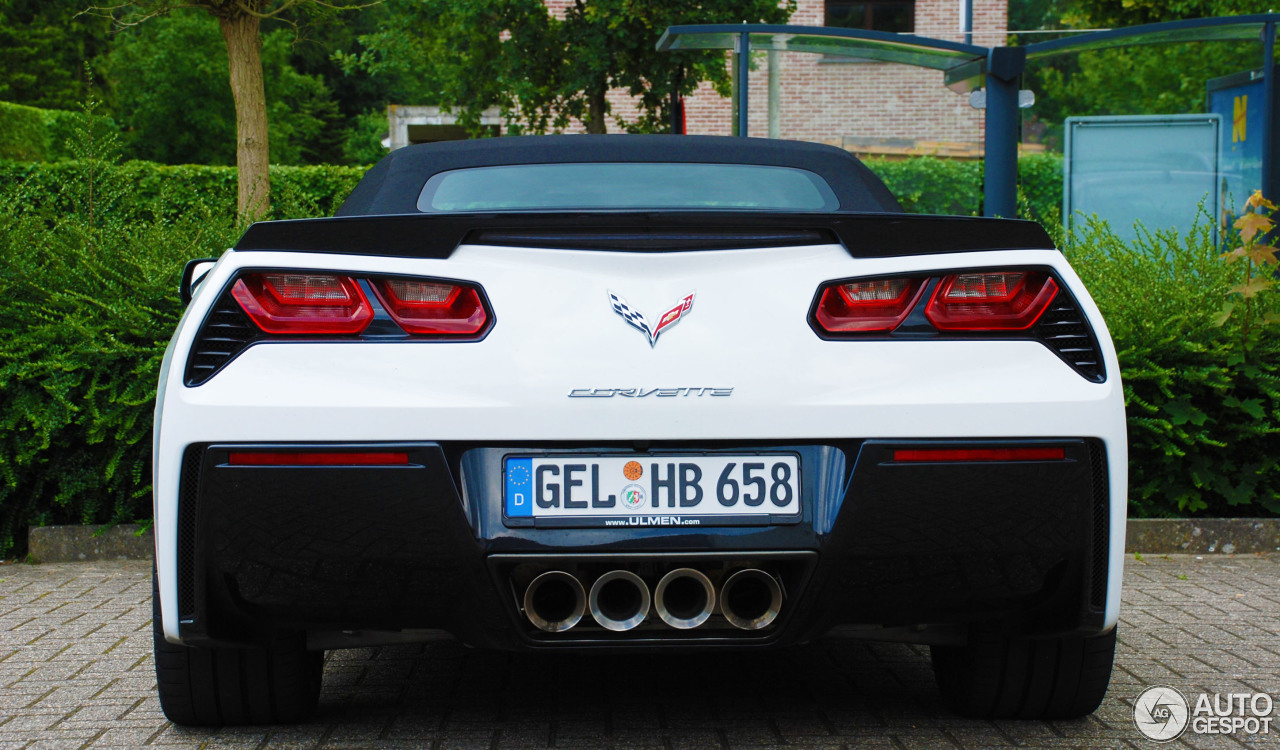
[0,120,357,557]
[1062,212,1280,517]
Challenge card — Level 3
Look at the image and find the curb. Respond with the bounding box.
[25,519,1280,562]
[1124,518,1280,555]
[28,524,153,563]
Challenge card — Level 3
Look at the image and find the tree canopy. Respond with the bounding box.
[1017,0,1278,147]
[0,1,111,110]
[2,0,1276,173]
[348,0,795,135]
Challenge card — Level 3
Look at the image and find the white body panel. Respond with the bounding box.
[154,243,1128,642]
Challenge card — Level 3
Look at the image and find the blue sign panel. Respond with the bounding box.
[1208,71,1266,214]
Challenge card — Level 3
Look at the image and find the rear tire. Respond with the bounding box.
[930,629,1116,719]
[152,569,323,726]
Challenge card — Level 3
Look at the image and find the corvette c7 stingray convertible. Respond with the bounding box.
[152,135,1126,725]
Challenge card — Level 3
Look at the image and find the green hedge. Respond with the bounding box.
[0,160,364,222]
[0,101,114,162]
[0,155,1062,223]
[1,150,1273,558]
[865,153,1063,220]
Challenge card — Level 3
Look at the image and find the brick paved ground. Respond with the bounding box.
[0,555,1276,749]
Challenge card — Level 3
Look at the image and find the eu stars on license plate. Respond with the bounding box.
[504,454,801,528]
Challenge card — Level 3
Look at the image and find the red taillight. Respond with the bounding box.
[924,271,1058,331]
[893,447,1065,462]
[371,278,489,336]
[814,277,927,333]
[227,451,410,466]
[232,273,373,335]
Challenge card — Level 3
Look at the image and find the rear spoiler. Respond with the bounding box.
[233,211,1055,259]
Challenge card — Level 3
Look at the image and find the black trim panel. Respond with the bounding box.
[180,438,1109,649]
[233,212,1054,259]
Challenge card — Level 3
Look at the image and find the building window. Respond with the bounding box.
[825,1,915,34]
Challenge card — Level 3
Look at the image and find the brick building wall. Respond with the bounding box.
[599,0,1004,150]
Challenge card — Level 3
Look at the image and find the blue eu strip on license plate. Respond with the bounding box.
[503,454,801,528]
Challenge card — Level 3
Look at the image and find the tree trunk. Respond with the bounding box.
[586,84,607,134]
[219,12,270,221]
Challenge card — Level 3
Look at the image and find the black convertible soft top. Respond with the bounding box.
[235,135,1054,258]
[337,135,903,216]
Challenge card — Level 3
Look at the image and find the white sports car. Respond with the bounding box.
[152,135,1126,725]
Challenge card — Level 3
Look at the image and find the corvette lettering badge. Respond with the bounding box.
[608,291,695,347]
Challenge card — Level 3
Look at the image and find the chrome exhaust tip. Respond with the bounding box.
[719,569,783,631]
[654,568,716,629]
[523,571,586,633]
[588,570,651,631]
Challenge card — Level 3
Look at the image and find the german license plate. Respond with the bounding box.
[503,454,801,528]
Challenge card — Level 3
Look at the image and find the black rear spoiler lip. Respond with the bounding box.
[232,211,1056,259]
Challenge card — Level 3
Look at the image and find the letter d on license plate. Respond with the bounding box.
[504,453,801,528]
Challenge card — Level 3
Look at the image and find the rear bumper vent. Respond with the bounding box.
[177,444,206,622]
[1087,440,1109,610]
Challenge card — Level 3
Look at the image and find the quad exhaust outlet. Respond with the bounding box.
[654,568,717,629]
[719,569,783,630]
[521,564,785,633]
[588,570,651,631]
[523,571,586,633]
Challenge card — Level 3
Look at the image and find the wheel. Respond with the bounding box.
[930,628,1116,719]
[152,569,323,726]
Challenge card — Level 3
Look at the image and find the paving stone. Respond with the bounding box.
[1,556,1278,748]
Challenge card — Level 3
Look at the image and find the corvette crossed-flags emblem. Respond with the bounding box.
[608,291,695,347]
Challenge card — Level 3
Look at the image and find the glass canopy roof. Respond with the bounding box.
[656,24,986,72]
[1026,14,1280,61]
[658,15,1280,91]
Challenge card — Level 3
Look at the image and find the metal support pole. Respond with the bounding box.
[1263,22,1276,202]
[736,31,750,137]
[962,0,973,46]
[768,49,780,139]
[670,64,684,135]
[983,47,1025,217]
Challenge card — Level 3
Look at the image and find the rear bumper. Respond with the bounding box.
[175,439,1111,650]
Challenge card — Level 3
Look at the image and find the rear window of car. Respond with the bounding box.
[416,162,840,212]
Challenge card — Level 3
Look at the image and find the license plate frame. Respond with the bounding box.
[503,452,803,528]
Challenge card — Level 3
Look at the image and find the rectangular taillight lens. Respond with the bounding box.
[232,273,373,335]
[924,271,1058,330]
[813,269,1060,335]
[813,276,927,333]
[371,278,490,336]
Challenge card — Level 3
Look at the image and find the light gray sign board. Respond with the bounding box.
[1063,114,1222,242]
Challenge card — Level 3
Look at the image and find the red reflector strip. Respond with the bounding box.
[892,448,1065,463]
[227,452,410,466]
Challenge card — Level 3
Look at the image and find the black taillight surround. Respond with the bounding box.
[808,267,1107,383]
[183,270,495,387]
